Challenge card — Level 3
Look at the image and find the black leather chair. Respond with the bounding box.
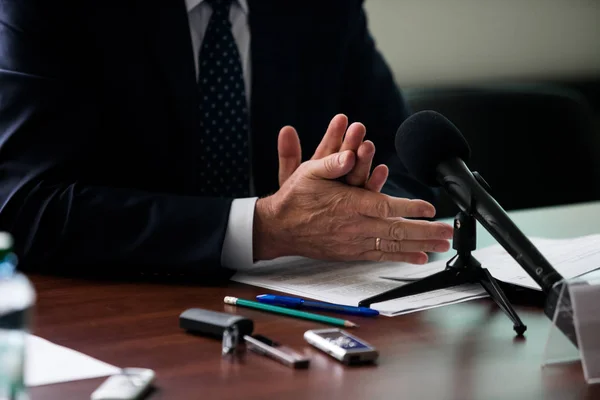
[404,83,600,219]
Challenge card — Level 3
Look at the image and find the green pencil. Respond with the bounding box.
[224,296,358,328]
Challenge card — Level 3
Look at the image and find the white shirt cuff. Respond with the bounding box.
[221,197,259,270]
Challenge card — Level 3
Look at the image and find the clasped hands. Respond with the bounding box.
[253,114,453,264]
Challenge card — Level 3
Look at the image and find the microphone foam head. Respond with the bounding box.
[395,110,471,186]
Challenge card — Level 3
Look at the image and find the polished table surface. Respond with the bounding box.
[28,201,600,399]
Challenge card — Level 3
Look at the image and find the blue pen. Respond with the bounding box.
[256,294,379,317]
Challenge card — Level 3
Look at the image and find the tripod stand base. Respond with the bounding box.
[358,253,527,336]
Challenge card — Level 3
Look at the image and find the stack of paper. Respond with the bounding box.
[232,234,600,316]
[232,256,487,316]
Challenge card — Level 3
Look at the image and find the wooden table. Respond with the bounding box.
[28,201,600,399]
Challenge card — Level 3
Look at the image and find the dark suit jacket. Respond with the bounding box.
[0,0,435,278]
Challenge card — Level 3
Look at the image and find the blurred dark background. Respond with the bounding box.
[365,0,600,218]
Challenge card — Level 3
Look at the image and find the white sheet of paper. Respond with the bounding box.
[25,334,120,387]
[383,234,600,291]
[231,256,487,316]
[488,234,600,289]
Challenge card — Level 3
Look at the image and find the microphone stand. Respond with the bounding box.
[358,210,528,336]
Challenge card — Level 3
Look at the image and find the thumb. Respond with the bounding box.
[278,126,302,187]
[307,150,355,180]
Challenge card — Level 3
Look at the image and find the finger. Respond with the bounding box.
[358,251,428,264]
[312,114,348,159]
[277,126,302,186]
[339,122,366,153]
[363,238,451,254]
[344,216,453,241]
[307,150,356,180]
[365,164,389,192]
[346,140,374,187]
[353,190,437,219]
[383,219,453,241]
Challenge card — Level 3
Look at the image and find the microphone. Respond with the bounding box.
[395,110,564,293]
[396,111,578,346]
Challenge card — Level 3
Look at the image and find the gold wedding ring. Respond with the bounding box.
[375,237,381,251]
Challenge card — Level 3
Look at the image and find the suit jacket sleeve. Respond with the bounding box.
[342,1,438,205]
[0,2,233,278]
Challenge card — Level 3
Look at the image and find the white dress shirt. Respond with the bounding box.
[186,0,258,270]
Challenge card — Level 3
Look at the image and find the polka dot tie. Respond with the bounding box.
[197,0,250,198]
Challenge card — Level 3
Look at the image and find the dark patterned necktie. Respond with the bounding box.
[197,0,250,198]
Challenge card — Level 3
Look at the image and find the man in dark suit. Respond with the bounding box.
[0,0,453,278]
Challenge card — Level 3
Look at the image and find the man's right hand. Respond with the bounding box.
[253,150,453,264]
[277,114,388,191]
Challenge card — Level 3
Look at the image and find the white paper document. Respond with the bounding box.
[232,234,600,316]
[26,334,120,387]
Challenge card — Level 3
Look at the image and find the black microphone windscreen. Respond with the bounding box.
[395,110,471,186]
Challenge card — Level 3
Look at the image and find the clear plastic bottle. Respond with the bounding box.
[0,232,35,400]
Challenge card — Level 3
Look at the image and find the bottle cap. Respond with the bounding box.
[0,232,14,260]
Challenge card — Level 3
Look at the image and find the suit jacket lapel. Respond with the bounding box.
[141,0,200,190]
[143,0,199,139]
